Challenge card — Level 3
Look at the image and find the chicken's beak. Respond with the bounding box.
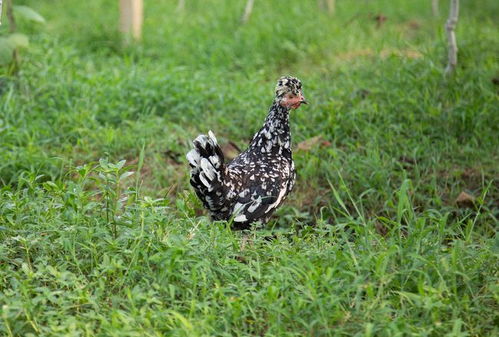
[300,94,308,105]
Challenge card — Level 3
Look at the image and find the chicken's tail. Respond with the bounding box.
[186,131,228,218]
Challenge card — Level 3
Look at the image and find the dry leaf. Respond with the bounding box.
[297,136,330,151]
[455,191,476,208]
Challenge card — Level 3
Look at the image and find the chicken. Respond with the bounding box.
[186,76,307,229]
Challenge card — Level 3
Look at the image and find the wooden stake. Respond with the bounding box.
[241,0,254,24]
[318,0,335,15]
[445,0,459,75]
[119,0,143,42]
[326,0,336,15]
[176,0,185,12]
[431,0,439,17]
[5,0,18,72]
[6,0,15,32]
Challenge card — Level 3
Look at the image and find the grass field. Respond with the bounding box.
[1,0,498,336]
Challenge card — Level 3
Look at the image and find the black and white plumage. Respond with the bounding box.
[186,76,307,229]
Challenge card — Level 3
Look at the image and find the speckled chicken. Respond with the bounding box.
[186,76,307,229]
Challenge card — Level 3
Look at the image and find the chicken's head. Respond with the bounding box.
[275,76,307,109]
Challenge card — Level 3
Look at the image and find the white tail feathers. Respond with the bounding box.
[187,130,227,215]
[200,158,215,180]
[208,130,217,143]
[186,149,201,167]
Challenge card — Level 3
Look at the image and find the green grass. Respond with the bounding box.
[1,0,498,335]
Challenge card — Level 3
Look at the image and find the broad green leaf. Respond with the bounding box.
[116,159,126,169]
[0,38,14,65]
[99,158,109,169]
[13,5,46,23]
[8,33,29,49]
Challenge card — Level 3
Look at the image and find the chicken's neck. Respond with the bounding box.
[249,101,292,157]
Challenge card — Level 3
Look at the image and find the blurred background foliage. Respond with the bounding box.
[1,0,497,226]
